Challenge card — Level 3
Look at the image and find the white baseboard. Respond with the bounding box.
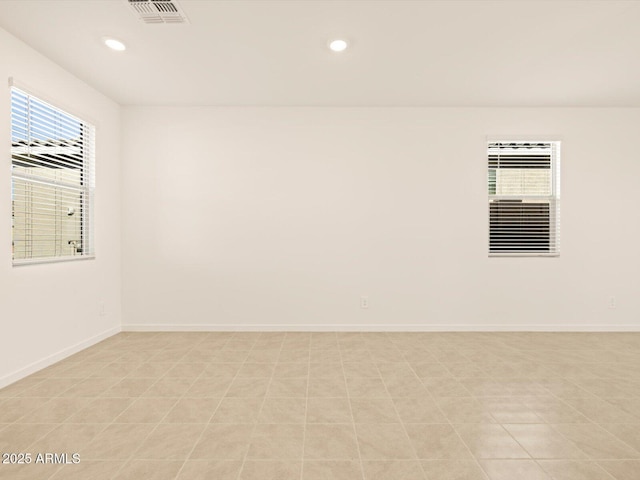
[122,323,640,332]
[0,326,121,389]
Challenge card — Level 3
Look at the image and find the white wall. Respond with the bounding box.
[121,106,640,331]
[0,28,122,387]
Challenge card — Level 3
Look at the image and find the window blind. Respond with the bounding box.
[11,87,95,263]
[488,141,560,256]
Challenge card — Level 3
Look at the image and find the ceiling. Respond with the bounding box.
[0,0,639,107]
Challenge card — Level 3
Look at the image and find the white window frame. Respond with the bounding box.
[10,86,95,265]
[488,139,560,257]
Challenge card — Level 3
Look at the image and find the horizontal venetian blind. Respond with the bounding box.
[488,141,560,256]
[11,87,95,263]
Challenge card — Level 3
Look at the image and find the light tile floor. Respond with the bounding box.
[1,332,640,479]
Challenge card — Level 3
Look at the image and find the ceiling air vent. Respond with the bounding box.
[127,0,189,24]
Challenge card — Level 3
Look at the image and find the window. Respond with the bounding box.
[488,140,560,256]
[11,87,95,264]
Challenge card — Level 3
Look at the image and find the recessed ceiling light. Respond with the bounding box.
[103,38,126,52]
[329,39,348,52]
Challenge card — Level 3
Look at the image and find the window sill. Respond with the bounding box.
[12,255,96,267]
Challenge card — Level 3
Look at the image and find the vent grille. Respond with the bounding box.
[127,0,188,24]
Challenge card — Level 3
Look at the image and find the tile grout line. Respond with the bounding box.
[106,334,214,480]
[21,333,168,480]
[233,332,288,480]
[29,336,179,480]
[170,332,256,480]
[95,335,217,477]
[299,332,312,480]
[456,337,581,477]
[514,367,640,477]
[6,332,640,479]
[437,335,640,476]
[18,384,110,480]
[401,335,493,480]
[450,346,519,480]
[165,335,249,479]
[374,333,428,479]
[338,332,366,480]
[494,350,640,468]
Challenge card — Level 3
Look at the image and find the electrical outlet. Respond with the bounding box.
[360,296,369,309]
[99,301,106,316]
[608,296,616,309]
